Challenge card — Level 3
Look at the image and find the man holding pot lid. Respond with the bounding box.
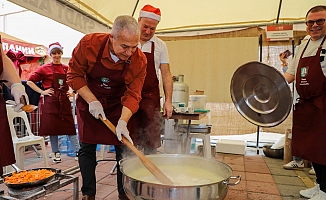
[131,4,173,155]
[0,41,29,176]
[67,15,147,200]
[283,5,326,199]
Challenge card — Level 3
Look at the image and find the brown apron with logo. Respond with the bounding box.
[39,63,76,136]
[0,53,16,176]
[76,36,130,145]
[293,36,326,165]
[132,42,161,148]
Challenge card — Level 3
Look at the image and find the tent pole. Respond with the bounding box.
[256,125,260,154]
[131,0,140,17]
[276,0,283,24]
[259,34,262,62]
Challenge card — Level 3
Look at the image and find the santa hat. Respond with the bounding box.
[48,42,63,55]
[139,4,161,22]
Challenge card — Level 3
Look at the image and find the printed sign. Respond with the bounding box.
[266,24,293,41]
[2,38,47,57]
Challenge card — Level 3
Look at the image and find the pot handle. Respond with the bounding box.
[224,175,241,186]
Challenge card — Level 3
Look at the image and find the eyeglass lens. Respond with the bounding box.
[306,18,325,26]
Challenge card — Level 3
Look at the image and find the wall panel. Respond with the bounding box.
[165,37,259,102]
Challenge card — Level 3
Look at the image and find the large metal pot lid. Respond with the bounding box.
[230,61,292,127]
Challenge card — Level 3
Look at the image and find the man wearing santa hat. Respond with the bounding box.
[131,4,173,155]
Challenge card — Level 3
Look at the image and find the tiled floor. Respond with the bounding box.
[0,145,316,200]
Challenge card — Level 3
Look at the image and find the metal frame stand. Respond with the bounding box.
[256,125,260,155]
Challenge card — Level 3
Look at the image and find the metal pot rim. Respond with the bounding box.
[120,154,234,187]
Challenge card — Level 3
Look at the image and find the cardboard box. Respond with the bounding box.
[215,139,246,155]
[193,90,204,95]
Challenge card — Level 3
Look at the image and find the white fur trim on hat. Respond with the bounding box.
[139,10,161,22]
[48,43,63,55]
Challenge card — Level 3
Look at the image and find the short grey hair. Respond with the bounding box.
[111,15,140,39]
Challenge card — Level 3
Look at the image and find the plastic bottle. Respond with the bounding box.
[58,135,68,154]
[190,138,196,154]
[66,137,76,157]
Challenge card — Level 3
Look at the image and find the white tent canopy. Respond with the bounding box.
[8,0,326,34]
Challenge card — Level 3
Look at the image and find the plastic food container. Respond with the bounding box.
[189,95,207,110]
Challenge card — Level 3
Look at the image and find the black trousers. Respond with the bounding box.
[312,162,326,192]
[78,142,130,196]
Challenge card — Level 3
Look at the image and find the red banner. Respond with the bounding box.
[1,38,48,57]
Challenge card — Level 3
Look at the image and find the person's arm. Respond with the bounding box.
[120,106,133,123]
[1,47,21,88]
[160,63,173,119]
[284,72,295,84]
[1,46,29,111]
[67,35,92,91]
[76,85,98,103]
[26,81,54,96]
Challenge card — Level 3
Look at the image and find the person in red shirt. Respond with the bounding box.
[27,43,80,163]
[0,40,29,176]
[67,15,147,200]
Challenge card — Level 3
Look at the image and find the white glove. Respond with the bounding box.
[10,83,28,112]
[116,119,133,144]
[89,101,106,120]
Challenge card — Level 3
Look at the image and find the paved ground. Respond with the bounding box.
[0,145,316,200]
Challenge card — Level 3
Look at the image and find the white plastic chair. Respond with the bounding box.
[6,104,48,169]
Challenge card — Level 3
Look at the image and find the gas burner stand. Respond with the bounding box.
[0,171,78,200]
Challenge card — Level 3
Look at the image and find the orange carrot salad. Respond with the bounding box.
[5,169,55,184]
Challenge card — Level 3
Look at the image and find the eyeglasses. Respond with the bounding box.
[305,18,325,26]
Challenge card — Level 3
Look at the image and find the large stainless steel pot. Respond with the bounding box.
[120,154,241,200]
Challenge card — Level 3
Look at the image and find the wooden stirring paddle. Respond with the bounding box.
[99,116,174,185]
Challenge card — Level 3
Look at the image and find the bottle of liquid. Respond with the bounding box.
[66,137,76,157]
[190,138,196,154]
[58,135,68,154]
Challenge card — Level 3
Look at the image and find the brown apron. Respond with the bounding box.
[0,53,16,176]
[132,42,161,148]
[293,36,326,165]
[76,36,130,145]
[39,63,76,136]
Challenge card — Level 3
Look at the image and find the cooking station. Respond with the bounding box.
[0,169,79,200]
[165,111,210,155]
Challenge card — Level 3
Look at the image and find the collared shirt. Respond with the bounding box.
[67,33,147,113]
[138,35,169,80]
